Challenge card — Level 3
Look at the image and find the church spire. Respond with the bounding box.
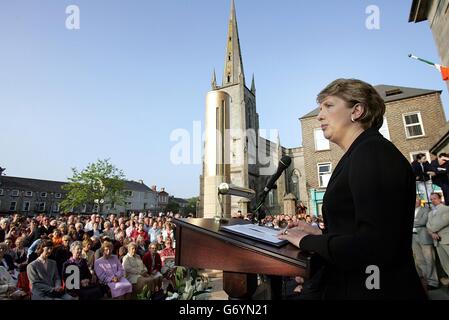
[222,0,245,86]
[251,73,256,94]
[211,69,217,89]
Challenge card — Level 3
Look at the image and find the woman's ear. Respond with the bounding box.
[352,103,365,121]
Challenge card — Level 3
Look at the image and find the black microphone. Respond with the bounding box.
[263,156,292,193]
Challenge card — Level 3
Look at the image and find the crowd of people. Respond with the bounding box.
[2,168,449,300]
[0,211,180,300]
[411,152,449,291]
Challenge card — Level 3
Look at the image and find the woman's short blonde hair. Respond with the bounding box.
[317,78,385,130]
[102,241,113,250]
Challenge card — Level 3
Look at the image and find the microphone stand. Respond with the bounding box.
[251,184,276,225]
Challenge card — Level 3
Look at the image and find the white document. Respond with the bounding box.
[221,224,286,245]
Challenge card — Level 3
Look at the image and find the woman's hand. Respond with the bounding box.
[290,221,323,235]
[278,221,322,249]
[277,227,310,248]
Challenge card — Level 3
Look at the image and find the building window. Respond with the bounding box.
[124,190,133,197]
[403,112,425,138]
[317,163,332,188]
[52,203,60,213]
[314,128,330,151]
[37,202,46,212]
[9,202,17,211]
[25,191,33,197]
[93,204,99,213]
[23,201,30,212]
[82,204,87,213]
[11,190,19,197]
[265,140,270,157]
[0,189,3,196]
[40,192,47,198]
[379,117,390,141]
[55,193,62,199]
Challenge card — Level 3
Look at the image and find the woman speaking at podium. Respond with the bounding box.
[279,79,425,300]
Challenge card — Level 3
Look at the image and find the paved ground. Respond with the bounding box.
[203,270,449,300]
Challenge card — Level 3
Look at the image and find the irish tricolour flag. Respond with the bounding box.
[409,54,449,81]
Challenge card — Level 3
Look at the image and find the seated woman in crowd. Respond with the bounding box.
[51,235,72,278]
[81,239,95,271]
[0,265,18,298]
[26,240,74,300]
[135,235,147,257]
[142,243,163,287]
[12,237,28,272]
[159,238,175,267]
[94,241,132,299]
[50,229,63,246]
[154,234,165,251]
[118,246,127,263]
[162,222,174,241]
[62,241,103,300]
[122,242,160,295]
[102,221,115,240]
[0,243,15,273]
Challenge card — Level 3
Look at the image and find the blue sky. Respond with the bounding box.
[0,0,448,198]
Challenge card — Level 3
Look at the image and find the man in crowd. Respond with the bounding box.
[412,196,439,290]
[430,153,449,205]
[412,153,435,204]
[427,193,449,286]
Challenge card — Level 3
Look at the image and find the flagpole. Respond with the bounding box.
[408,54,437,67]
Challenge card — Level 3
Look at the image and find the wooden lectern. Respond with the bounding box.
[174,218,316,300]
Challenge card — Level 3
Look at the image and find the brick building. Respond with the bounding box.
[0,176,160,216]
[300,84,446,215]
[409,0,449,92]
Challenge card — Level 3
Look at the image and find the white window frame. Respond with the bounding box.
[40,192,47,198]
[11,190,19,197]
[9,201,17,211]
[314,128,330,151]
[37,202,46,212]
[0,189,3,196]
[55,193,62,199]
[82,204,87,213]
[317,162,332,188]
[52,203,60,213]
[403,112,425,138]
[23,201,31,212]
[124,190,133,197]
[379,117,390,141]
[25,191,33,197]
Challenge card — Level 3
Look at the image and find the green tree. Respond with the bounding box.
[183,197,199,216]
[61,159,126,214]
[166,200,180,213]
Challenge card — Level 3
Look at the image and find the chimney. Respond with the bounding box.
[139,179,144,184]
[151,185,157,192]
[161,187,165,192]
